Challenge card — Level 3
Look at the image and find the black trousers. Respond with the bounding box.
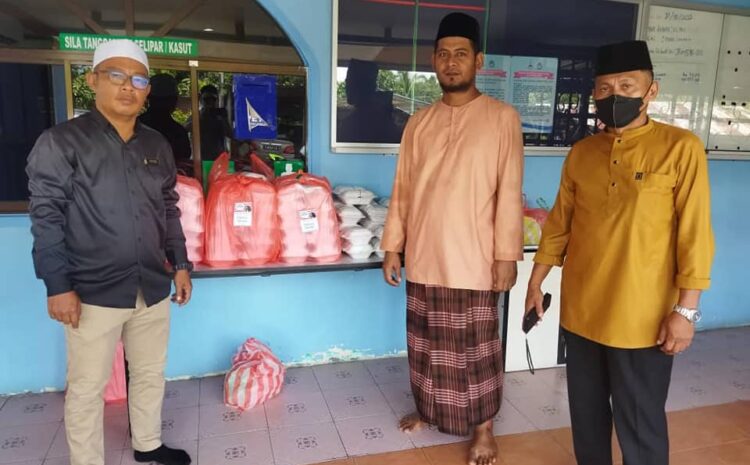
[564,329,673,465]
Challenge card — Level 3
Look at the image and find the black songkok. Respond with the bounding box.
[596,40,653,76]
[435,12,481,49]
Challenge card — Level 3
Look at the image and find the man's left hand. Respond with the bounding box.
[492,261,517,292]
[657,311,694,355]
[173,270,192,306]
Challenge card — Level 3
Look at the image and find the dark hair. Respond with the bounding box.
[200,84,218,96]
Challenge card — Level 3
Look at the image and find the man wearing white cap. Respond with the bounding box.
[27,39,193,465]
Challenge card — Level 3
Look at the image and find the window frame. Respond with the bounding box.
[0,48,307,213]
[330,0,750,159]
[330,0,645,155]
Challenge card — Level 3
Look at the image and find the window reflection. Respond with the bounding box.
[0,63,60,202]
[337,59,403,144]
[334,0,640,149]
[708,103,750,151]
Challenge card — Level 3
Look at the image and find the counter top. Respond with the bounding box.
[192,255,384,278]
[191,246,539,279]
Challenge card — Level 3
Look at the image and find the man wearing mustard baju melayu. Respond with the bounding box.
[525,41,715,465]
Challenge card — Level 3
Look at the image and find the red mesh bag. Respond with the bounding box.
[224,338,285,411]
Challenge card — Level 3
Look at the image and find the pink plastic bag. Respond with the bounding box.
[224,338,285,411]
[275,174,342,263]
[175,175,205,264]
[205,154,280,267]
[103,341,127,404]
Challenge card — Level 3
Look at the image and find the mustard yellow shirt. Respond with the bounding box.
[535,119,715,349]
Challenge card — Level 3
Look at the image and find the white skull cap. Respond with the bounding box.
[93,39,149,72]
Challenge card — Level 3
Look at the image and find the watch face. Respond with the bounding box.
[693,310,702,323]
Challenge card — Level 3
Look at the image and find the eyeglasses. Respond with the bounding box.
[95,69,150,90]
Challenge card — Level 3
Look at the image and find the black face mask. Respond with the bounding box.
[595,84,652,129]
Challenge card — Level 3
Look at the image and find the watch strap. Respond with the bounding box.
[174,262,193,272]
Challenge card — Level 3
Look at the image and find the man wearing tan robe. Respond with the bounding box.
[381,12,524,465]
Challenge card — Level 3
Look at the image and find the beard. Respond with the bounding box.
[439,76,474,94]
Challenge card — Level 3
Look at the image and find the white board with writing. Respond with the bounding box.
[708,14,750,152]
[646,5,723,145]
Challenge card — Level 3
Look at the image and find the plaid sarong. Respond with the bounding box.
[406,281,504,436]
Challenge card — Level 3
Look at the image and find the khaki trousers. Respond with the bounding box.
[64,291,170,465]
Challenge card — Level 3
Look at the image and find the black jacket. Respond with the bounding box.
[27,108,188,308]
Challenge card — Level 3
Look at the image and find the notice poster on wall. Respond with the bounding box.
[233,74,278,140]
[646,5,723,144]
[510,56,559,134]
[477,54,511,102]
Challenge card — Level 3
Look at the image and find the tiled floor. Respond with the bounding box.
[0,327,747,465]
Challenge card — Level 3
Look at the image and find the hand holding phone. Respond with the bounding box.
[522,293,551,333]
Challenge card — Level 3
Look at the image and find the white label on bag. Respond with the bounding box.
[234,202,253,227]
[299,210,319,233]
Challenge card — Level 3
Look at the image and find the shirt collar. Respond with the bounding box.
[90,106,142,140]
[438,93,486,110]
[603,117,655,141]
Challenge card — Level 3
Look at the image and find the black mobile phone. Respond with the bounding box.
[522,293,552,334]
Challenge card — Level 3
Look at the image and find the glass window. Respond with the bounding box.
[0,63,64,202]
[333,0,640,151]
[1,0,307,210]
[192,70,306,180]
[335,0,416,145]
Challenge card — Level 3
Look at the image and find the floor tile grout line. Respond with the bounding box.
[41,419,65,462]
[331,410,418,446]
[374,380,404,421]
[195,390,203,465]
[266,417,337,433]
[310,365,326,395]
[313,380,351,460]
[265,426,276,465]
[262,393,277,465]
[313,368,352,462]
[327,390,419,453]
[503,397,543,433]
[541,428,577,459]
[362,360,379,383]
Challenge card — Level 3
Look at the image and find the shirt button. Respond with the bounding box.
[613,160,619,164]
[617,139,622,143]
[138,237,142,242]
[611,182,616,187]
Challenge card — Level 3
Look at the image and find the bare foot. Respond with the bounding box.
[468,420,498,465]
[398,412,426,433]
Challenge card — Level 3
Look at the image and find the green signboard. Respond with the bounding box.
[59,33,198,58]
